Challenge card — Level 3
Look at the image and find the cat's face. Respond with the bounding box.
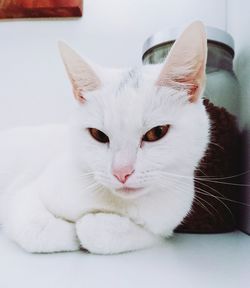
[59,21,210,200]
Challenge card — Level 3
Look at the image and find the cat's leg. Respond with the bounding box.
[76,213,161,254]
[3,186,80,253]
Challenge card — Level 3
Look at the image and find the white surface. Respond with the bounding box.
[0,230,249,288]
[0,0,227,129]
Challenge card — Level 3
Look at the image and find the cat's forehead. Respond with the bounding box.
[105,84,146,133]
[105,68,156,126]
[116,68,140,93]
[82,65,183,132]
[115,65,161,91]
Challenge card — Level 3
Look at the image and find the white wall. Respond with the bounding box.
[227,0,250,128]
[0,0,227,129]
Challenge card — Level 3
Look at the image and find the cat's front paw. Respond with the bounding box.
[76,213,159,254]
[6,214,80,253]
[76,213,128,254]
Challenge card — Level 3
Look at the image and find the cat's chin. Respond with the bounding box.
[112,186,147,199]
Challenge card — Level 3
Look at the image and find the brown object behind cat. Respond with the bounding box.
[176,99,241,233]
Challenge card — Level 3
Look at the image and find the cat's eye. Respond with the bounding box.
[142,125,170,142]
[88,128,109,143]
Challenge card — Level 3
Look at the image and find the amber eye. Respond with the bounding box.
[142,125,170,142]
[88,128,109,143]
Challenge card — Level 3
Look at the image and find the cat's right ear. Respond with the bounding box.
[155,21,207,102]
[58,41,101,103]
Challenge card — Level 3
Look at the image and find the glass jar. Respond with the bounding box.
[142,26,240,118]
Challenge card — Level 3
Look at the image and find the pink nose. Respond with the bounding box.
[113,165,134,184]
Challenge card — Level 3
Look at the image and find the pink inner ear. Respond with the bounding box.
[156,57,206,103]
[157,77,200,102]
[187,84,199,102]
[59,41,102,104]
[73,87,85,103]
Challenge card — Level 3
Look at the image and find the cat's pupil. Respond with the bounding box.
[89,128,109,143]
[155,127,163,138]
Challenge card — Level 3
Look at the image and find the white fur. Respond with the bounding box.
[0,22,210,254]
[0,69,209,254]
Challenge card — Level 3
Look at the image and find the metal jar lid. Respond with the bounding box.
[142,26,235,58]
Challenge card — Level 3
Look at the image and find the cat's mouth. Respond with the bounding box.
[116,186,143,193]
[114,186,145,198]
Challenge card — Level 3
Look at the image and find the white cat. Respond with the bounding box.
[0,21,210,254]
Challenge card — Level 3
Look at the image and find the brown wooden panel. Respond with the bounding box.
[0,0,83,19]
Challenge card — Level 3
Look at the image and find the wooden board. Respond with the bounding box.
[0,0,83,19]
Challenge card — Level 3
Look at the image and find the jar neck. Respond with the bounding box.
[143,41,234,73]
[206,42,233,73]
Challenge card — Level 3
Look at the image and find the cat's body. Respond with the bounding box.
[0,22,210,254]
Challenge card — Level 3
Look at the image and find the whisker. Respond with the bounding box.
[160,174,236,220]
[169,179,221,218]
[160,170,250,186]
[194,194,219,218]
[208,141,224,151]
[194,187,234,219]
[195,179,250,187]
[178,175,234,217]
[81,181,101,192]
[195,170,250,180]
[195,179,229,199]
[157,175,215,217]
[196,188,250,207]
[166,181,218,218]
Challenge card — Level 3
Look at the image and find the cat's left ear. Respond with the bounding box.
[58,41,101,103]
[156,21,207,102]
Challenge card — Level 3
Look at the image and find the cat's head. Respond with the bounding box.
[59,21,210,200]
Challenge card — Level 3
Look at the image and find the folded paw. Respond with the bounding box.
[76,213,159,254]
[6,216,80,253]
